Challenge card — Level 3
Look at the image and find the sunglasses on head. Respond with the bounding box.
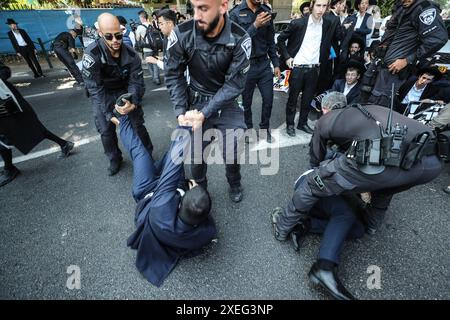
[103,32,123,41]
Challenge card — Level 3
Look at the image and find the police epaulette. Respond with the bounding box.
[418,0,434,10]
[231,21,247,38]
[178,19,194,33]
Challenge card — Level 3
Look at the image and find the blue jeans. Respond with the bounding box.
[143,51,160,84]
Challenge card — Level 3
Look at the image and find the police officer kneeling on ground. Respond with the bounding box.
[82,13,153,176]
[272,91,444,250]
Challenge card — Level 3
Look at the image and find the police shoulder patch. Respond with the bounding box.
[419,8,436,26]
[167,30,178,50]
[82,54,95,70]
[241,37,252,60]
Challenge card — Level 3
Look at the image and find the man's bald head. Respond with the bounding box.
[97,13,122,54]
[97,13,120,32]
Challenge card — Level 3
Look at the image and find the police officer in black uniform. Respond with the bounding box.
[229,0,280,143]
[164,0,250,203]
[82,13,153,176]
[52,29,84,85]
[362,0,447,106]
[271,92,443,242]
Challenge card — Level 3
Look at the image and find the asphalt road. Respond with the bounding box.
[0,65,449,300]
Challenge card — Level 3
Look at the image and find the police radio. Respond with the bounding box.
[382,83,408,167]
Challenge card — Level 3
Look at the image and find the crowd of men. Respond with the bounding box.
[1,0,450,300]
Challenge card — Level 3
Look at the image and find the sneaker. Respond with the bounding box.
[228,185,243,203]
[0,166,20,187]
[271,207,288,241]
[60,141,74,158]
[443,185,450,194]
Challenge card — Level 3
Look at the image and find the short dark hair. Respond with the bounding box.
[157,9,177,25]
[178,186,211,226]
[330,0,343,9]
[117,15,127,26]
[300,2,311,14]
[347,67,361,75]
[138,10,148,20]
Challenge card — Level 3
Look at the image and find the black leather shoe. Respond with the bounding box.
[108,159,122,176]
[229,185,243,203]
[0,166,20,187]
[271,207,288,241]
[60,141,74,158]
[443,185,450,194]
[290,217,311,251]
[297,124,314,134]
[286,125,296,137]
[308,263,356,300]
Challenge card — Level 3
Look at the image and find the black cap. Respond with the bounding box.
[346,59,366,75]
[6,18,17,25]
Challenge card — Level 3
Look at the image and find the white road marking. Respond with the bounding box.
[0,135,100,167]
[24,91,56,99]
[250,112,311,152]
[151,86,168,92]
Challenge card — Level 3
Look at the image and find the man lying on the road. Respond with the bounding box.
[113,101,216,286]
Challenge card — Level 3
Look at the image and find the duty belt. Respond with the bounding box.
[187,87,213,106]
[250,55,268,64]
[347,137,438,170]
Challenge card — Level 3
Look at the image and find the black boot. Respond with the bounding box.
[290,217,311,251]
[108,158,122,176]
[0,166,20,187]
[229,185,243,203]
[60,141,74,158]
[308,262,356,300]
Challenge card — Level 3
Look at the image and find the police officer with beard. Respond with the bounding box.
[271,92,443,241]
[164,0,251,203]
[362,0,447,106]
[82,13,153,176]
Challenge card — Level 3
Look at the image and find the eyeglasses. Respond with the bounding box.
[103,32,123,41]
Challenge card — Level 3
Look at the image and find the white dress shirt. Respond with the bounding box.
[343,82,357,96]
[355,12,365,29]
[293,16,323,66]
[12,30,27,47]
[402,83,426,105]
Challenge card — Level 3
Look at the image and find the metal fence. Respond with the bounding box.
[0,7,143,54]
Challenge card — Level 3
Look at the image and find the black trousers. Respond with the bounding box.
[54,46,83,83]
[286,66,320,127]
[188,100,246,189]
[18,45,42,77]
[242,59,274,130]
[93,92,153,163]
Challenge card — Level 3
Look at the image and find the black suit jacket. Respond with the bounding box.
[7,28,35,53]
[396,78,444,112]
[277,15,340,65]
[330,79,361,104]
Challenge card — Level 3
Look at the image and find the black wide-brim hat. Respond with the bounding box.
[346,59,366,75]
[6,18,18,25]
[348,36,365,51]
[417,65,443,81]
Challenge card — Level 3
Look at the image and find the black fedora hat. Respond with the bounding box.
[6,18,18,25]
[417,65,443,81]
